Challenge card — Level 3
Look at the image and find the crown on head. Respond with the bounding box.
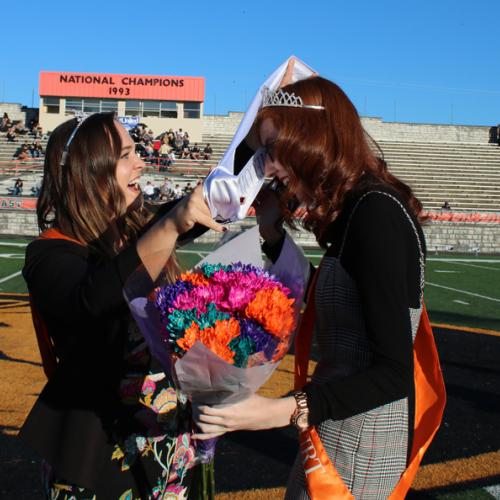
[261,86,325,110]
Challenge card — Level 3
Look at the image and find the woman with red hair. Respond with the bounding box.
[195,76,445,499]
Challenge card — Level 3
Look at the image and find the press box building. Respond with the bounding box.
[39,71,205,141]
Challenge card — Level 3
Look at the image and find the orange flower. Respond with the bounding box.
[176,318,240,365]
[177,321,199,351]
[198,318,240,364]
[180,272,210,287]
[245,288,295,338]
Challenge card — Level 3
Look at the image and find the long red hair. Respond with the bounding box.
[255,76,424,247]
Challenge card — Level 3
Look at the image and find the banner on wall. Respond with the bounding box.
[118,116,139,130]
[39,71,205,101]
[0,198,37,210]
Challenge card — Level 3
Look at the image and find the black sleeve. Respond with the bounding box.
[261,234,285,263]
[25,240,142,322]
[303,194,418,424]
[234,140,255,174]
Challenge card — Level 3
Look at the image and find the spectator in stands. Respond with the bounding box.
[8,178,23,196]
[17,145,31,161]
[167,129,176,147]
[14,120,28,135]
[203,143,213,160]
[143,129,154,142]
[183,182,193,195]
[29,118,38,133]
[190,143,200,160]
[134,140,146,157]
[167,148,176,165]
[19,112,223,499]
[160,178,173,201]
[30,140,45,158]
[1,113,12,132]
[129,126,142,143]
[441,200,451,210]
[142,180,156,200]
[31,180,42,197]
[144,142,155,160]
[6,127,17,142]
[173,183,183,199]
[159,139,171,171]
[174,133,184,155]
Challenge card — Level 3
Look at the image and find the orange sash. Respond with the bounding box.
[294,267,446,499]
[29,228,84,379]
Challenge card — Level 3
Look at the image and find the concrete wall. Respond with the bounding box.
[192,218,500,254]
[202,113,492,144]
[203,112,244,137]
[1,210,498,253]
[0,102,26,124]
[0,210,38,237]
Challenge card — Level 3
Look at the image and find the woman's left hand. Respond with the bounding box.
[192,394,296,440]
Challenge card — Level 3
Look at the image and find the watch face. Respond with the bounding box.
[296,413,309,429]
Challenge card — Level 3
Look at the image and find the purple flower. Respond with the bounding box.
[239,319,279,361]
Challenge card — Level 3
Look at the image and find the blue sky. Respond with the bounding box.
[1,0,499,126]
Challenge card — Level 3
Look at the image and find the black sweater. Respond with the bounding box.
[267,186,425,427]
[20,200,206,489]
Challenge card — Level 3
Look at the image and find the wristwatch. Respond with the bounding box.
[290,391,310,431]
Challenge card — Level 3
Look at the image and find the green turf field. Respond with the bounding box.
[1,238,499,331]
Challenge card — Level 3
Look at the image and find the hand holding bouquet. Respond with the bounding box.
[126,226,309,463]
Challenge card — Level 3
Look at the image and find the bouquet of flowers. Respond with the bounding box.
[157,262,296,368]
[126,226,309,464]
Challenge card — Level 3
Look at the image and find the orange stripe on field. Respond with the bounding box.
[431,322,500,337]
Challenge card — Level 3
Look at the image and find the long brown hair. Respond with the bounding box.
[37,113,150,256]
[255,76,424,247]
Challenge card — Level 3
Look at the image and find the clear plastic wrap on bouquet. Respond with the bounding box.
[124,226,310,463]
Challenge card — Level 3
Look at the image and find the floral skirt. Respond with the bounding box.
[42,370,197,499]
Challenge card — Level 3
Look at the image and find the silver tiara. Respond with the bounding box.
[59,111,92,166]
[262,87,325,110]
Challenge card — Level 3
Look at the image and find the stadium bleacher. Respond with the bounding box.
[1,130,499,213]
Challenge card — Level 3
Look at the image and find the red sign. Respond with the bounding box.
[40,71,205,102]
[0,198,37,210]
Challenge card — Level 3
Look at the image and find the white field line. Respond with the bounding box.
[484,484,500,499]
[434,270,460,273]
[177,249,209,255]
[426,282,500,303]
[0,254,24,258]
[0,271,22,283]
[0,242,29,247]
[453,300,470,305]
[428,258,500,263]
[451,261,500,272]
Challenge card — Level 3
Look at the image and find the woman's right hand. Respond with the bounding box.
[169,184,225,234]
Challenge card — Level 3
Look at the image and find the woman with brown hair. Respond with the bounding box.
[20,112,223,498]
[194,76,445,498]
